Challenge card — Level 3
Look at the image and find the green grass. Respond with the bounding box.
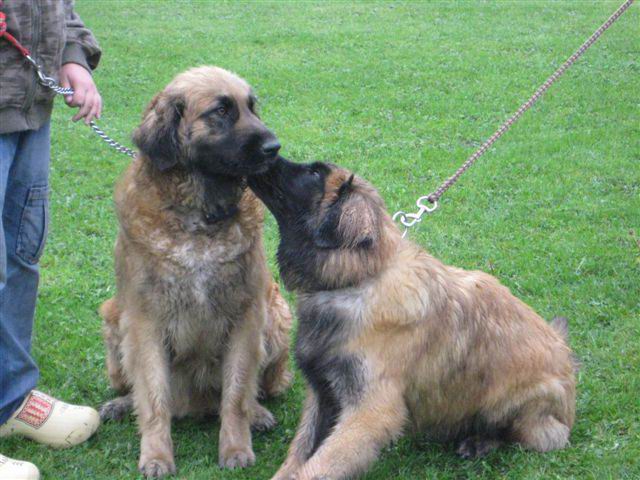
[3,1,639,478]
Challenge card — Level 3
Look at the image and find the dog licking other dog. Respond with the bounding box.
[249,157,576,480]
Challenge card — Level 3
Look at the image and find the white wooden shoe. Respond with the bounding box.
[0,454,40,480]
[0,391,100,448]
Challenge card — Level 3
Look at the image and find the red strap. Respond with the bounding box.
[0,4,32,58]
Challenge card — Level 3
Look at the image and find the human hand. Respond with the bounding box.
[59,63,102,124]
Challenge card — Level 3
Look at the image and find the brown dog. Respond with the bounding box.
[248,158,577,480]
[99,67,292,478]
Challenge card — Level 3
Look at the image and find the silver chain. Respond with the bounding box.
[25,55,136,158]
[393,0,635,235]
[87,122,136,158]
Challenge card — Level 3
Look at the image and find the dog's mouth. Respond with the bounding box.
[248,173,277,204]
[250,151,279,174]
[194,150,276,178]
[247,167,288,214]
[248,157,322,221]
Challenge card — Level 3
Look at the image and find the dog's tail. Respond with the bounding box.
[551,316,580,372]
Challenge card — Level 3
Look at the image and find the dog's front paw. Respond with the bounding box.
[251,404,277,432]
[139,458,176,478]
[219,446,256,469]
[99,396,132,422]
[270,460,302,480]
[296,474,331,480]
[271,474,295,480]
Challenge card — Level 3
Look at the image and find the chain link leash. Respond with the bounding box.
[393,0,635,235]
[25,55,137,158]
[87,122,136,158]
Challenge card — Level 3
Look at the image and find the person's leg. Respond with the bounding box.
[0,121,100,450]
[0,122,50,425]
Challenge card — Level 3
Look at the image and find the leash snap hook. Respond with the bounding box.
[393,210,420,228]
[392,211,411,238]
[34,67,58,89]
[416,196,439,214]
[37,71,56,87]
[26,58,55,87]
[24,54,38,68]
[22,56,52,87]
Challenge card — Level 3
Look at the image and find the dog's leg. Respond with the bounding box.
[511,410,570,452]
[296,386,406,480]
[218,301,265,469]
[271,388,320,480]
[250,400,277,432]
[99,393,133,422]
[261,348,293,399]
[122,310,175,478]
[510,384,573,453]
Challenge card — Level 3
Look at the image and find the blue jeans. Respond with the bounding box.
[0,121,50,425]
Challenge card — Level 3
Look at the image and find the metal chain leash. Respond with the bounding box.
[24,55,136,158]
[87,122,136,158]
[2,0,134,158]
[393,0,635,234]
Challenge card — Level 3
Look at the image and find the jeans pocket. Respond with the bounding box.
[16,185,50,265]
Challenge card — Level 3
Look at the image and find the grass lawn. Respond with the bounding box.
[3,1,639,478]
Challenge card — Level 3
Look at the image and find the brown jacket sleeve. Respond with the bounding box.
[61,0,101,71]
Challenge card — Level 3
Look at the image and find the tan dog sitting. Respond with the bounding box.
[99,67,292,477]
[248,157,577,480]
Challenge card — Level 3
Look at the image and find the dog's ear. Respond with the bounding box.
[132,92,185,171]
[314,174,378,249]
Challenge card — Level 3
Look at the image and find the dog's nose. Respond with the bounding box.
[261,140,281,157]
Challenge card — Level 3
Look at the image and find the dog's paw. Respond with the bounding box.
[99,396,132,422]
[219,446,256,469]
[281,475,298,480]
[139,458,176,478]
[270,461,301,480]
[456,436,502,459]
[251,404,277,432]
[271,474,296,480]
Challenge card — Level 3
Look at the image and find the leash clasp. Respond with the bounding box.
[393,197,439,237]
[24,55,58,89]
[416,195,439,214]
[24,54,38,68]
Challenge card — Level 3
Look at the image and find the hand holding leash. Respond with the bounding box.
[59,62,103,125]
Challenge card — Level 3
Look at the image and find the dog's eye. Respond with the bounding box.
[214,106,228,117]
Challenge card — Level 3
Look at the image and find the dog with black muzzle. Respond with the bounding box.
[248,158,577,480]
[99,67,293,477]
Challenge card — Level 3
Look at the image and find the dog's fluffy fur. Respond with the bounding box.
[99,67,292,477]
[248,158,577,480]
